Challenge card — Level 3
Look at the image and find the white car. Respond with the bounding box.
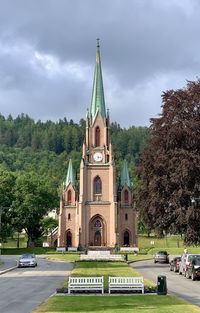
[179,254,200,276]
[18,253,37,268]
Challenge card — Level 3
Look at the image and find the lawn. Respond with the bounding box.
[45,252,152,263]
[138,235,200,255]
[64,261,155,290]
[32,253,200,313]
[33,295,200,313]
[45,254,80,262]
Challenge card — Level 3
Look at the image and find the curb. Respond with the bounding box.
[0,262,18,275]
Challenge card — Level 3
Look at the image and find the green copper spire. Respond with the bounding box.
[90,39,106,120]
[65,159,75,187]
[120,160,131,187]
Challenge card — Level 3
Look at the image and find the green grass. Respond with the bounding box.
[138,235,200,255]
[139,235,184,249]
[67,261,155,290]
[2,247,57,255]
[1,235,27,248]
[127,254,153,262]
[33,295,200,313]
[149,247,200,255]
[45,254,80,262]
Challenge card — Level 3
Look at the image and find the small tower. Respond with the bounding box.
[58,159,78,247]
[118,160,137,246]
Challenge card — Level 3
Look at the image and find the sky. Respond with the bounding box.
[0,0,200,127]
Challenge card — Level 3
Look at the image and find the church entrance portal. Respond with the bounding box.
[66,231,72,247]
[89,216,106,246]
[123,231,130,246]
[94,231,101,246]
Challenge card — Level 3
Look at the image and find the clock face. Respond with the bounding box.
[93,152,103,162]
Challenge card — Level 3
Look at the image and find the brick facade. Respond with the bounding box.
[57,44,137,249]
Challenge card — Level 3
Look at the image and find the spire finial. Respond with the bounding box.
[90,38,106,121]
[96,38,100,48]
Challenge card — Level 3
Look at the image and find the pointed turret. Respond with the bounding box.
[90,39,106,121]
[65,159,76,187]
[120,160,131,187]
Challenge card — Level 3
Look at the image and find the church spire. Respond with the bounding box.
[65,159,75,187]
[120,160,131,187]
[90,39,106,120]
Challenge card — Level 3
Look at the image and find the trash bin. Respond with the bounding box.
[124,254,128,262]
[157,275,167,295]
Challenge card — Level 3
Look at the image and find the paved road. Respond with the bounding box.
[0,256,73,313]
[131,259,200,306]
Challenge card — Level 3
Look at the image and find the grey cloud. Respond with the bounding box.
[0,0,200,126]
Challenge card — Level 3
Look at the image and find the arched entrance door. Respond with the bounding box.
[89,216,106,246]
[94,231,101,246]
[123,231,130,246]
[66,231,72,247]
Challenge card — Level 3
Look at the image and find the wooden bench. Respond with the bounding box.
[68,276,104,294]
[108,276,144,294]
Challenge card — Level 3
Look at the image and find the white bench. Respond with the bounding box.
[108,276,144,294]
[68,276,104,294]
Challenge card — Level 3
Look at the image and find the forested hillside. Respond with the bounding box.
[0,113,149,245]
[0,113,149,185]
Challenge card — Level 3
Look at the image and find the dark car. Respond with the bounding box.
[169,256,181,272]
[185,255,200,280]
[154,251,169,264]
[18,253,37,268]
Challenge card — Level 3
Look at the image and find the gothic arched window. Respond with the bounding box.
[95,126,100,147]
[94,219,102,227]
[67,190,72,204]
[124,190,129,202]
[94,176,102,194]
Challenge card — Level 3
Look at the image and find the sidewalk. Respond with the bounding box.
[0,255,18,275]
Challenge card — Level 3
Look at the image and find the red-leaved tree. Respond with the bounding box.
[137,80,200,244]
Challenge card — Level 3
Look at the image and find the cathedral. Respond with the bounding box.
[57,42,137,249]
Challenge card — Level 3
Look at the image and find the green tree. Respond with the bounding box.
[12,172,58,247]
[0,166,15,242]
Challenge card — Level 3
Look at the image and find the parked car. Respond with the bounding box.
[154,251,169,264]
[169,256,181,272]
[185,256,200,280]
[179,254,200,276]
[18,253,37,268]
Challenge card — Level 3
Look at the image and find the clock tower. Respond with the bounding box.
[79,39,117,247]
[57,41,137,249]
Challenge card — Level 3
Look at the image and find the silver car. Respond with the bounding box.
[154,251,169,264]
[18,253,37,268]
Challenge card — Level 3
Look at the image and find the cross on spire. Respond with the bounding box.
[90,39,106,121]
[96,38,100,48]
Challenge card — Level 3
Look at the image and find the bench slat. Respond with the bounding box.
[108,276,144,294]
[68,276,104,294]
